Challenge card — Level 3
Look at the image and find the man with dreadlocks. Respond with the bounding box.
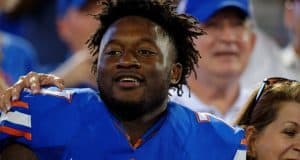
[0,0,246,159]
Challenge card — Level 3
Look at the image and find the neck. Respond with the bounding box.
[120,99,168,144]
[188,75,240,115]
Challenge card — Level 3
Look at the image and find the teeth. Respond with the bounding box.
[120,77,138,82]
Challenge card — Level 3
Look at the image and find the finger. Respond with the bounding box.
[18,76,29,88]
[39,74,65,90]
[26,72,38,85]
[53,78,64,90]
[11,84,22,101]
[29,75,40,94]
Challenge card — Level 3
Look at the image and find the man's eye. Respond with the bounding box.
[106,51,122,56]
[137,49,156,56]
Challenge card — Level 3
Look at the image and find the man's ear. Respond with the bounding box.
[246,126,258,158]
[170,63,182,85]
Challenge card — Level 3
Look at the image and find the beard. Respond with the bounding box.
[97,76,170,122]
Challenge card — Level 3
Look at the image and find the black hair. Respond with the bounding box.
[87,0,205,96]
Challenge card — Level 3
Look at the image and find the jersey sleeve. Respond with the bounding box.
[185,112,247,160]
[190,112,247,160]
[0,87,99,150]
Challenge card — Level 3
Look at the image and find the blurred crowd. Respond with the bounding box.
[0,0,298,90]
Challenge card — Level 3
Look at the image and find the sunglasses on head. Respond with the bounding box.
[246,77,297,123]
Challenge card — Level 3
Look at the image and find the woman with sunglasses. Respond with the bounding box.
[235,77,300,160]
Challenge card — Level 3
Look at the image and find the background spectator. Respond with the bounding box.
[172,0,255,123]
[0,0,68,72]
[279,0,300,80]
[235,77,300,160]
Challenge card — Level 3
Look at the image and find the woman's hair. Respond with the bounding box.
[235,78,300,159]
[87,0,204,96]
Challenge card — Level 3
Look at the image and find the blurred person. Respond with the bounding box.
[0,0,68,70]
[281,0,300,80]
[51,0,101,89]
[235,77,300,160]
[172,0,256,123]
[0,32,39,84]
[0,32,38,83]
[0,1,246,159]
[0,0,39,84]
[240,28,287,89]
[0,0,23,35]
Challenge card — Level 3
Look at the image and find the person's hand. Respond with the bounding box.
[0,72,64,112]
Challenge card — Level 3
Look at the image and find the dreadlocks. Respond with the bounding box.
[87,0,204,96]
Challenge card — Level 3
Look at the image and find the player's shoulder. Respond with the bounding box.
[194,112,244,141]
[167,102,246,159]
[20,87,98,103]
[0,88,102,149]
[170,101,245,140]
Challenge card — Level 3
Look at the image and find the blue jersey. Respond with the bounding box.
[0,88,246,160]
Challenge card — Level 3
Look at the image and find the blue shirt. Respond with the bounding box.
[0,88,246,160]
[1,32,39,83]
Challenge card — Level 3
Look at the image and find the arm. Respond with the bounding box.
[51,49,97,88]
[0,72,64,112]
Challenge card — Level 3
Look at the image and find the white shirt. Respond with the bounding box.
[240,29,288,89]
[280,44,300,80]
[169,86,250,124]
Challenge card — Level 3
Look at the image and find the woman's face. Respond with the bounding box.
[248,101,300,160]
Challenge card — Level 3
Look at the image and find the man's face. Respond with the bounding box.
[57,6,100,52]
[97,16,181,120]
[194,8,255,79]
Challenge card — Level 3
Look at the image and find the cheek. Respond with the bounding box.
[238,32,253,58]
[255,133,288,159]
[194,36,213,56]
[97,58,113,78]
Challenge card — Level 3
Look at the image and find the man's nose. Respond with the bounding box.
[117,51,141,69]
[218,25,238,42]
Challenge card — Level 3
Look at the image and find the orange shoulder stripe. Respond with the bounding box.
[11,101,29,109]
[0,126,32,140]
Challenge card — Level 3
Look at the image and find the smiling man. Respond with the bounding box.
[172,0,256,124]
[0,0,246,159]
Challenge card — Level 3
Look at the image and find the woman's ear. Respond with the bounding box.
[170,63,182,85]
[246,126,258,158]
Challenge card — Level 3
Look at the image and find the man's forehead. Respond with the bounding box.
[99,16,173,49]
[105,16,170,39]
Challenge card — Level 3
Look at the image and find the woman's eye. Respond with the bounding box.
[137,49,156,56]
[283,129,297,137]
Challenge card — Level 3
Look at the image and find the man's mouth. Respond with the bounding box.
[214,51,238,57]
[115,75,143,88]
